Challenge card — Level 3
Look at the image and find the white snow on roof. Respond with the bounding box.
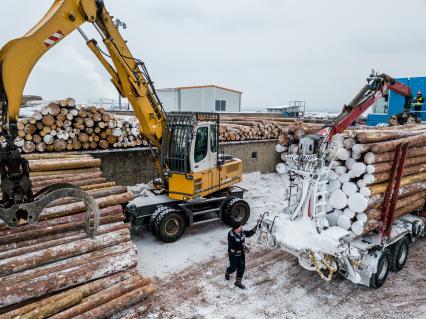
[266,105,290,110]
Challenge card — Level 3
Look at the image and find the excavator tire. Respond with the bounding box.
[150,206,169,237]
[154,207,186,243]
[222,197,250,227]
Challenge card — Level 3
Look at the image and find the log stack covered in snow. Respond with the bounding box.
[18,103,324,149]
[219,117,324,142]
[15,98,148,153]
[0,153,154,318]
[275,124,426,237]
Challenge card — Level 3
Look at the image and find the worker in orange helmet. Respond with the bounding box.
[413,90,424,121]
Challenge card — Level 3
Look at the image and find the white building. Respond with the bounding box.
[266,101,306,117]
[156,85,242,113]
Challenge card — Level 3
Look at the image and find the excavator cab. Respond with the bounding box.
[161,112,219,174]
[161,112,242,201]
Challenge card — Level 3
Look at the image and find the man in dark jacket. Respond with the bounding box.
[225,222,258,289]
[413,90,425,121]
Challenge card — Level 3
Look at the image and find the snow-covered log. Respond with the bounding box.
[0,153,152,316]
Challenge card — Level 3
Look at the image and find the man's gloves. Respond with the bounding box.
[250,224,258,234]
[251,218,262,233]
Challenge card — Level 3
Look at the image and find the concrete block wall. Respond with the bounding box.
[87,148,156,186]
[221,140,280,174]
[85,140,280,186]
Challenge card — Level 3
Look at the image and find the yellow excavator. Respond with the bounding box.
[0,0,250,242]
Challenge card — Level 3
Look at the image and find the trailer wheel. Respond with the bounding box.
[370,250,390,289]
[222,197,250,227]
[336,259,349,280]
[390,236,409,272]
[154,208,186,243]
[150,206,168,237]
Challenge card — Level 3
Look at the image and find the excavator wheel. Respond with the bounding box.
[150,206,169,237]
[154,207,186,243]
[222,197,250,227]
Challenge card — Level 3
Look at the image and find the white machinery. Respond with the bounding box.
[258,72,426,288]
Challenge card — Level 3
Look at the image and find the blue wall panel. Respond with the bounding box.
[367,76,426,125]
[388,78,409,117]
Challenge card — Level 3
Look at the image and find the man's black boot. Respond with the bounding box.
[225,271,230,281]
[235,277,246,290]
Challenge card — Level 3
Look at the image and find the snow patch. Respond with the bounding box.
[133,172,290,278]
[274,215,349,254]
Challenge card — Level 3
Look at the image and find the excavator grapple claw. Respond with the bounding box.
[0,183,100,238]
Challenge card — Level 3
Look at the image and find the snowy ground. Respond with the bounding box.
[131,172,288,278]
[130,173,426,319]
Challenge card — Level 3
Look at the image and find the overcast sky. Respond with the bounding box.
[1,0,426,112]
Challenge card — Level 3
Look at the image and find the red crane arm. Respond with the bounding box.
[388,81,412,97]
[331,90,384,135]
[322,73,412,140]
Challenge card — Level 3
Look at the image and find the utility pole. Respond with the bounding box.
[113,18,127,110]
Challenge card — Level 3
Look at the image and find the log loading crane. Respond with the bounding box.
[258,72,425,288]
[0,0,250,242]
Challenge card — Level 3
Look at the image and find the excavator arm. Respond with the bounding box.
[0,0,165,146]
[0,0,166,227]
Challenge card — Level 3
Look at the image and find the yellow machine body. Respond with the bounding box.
[168,159,243,201]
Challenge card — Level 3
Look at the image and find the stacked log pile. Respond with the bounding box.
[219,117,324,142]
[275,124,426,237]
[15,98,148,153]
[0,153,154,318]
[18,102,322,147]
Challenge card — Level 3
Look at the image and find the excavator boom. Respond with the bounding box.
[0,0,166,147]
[0,0,167,227]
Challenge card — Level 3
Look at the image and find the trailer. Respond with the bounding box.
[258,72,426,288]
[258,210,424,288]
[259,139,426,288]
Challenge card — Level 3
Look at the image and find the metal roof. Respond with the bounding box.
[175,85,242,94]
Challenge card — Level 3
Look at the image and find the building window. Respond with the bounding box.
[215,100,226,111]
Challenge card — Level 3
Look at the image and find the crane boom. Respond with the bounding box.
[319,73,412,141]
[0,0,248,241]
[0,0,166,149]
[0,0,167,226]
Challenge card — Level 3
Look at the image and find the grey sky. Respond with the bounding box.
[1,0,426,112]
